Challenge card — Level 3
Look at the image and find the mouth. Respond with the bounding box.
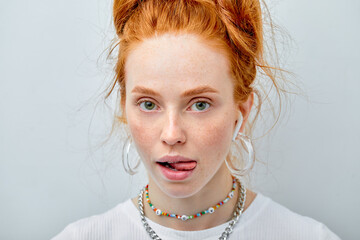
[156,155,197,181]
[156,161,197,171]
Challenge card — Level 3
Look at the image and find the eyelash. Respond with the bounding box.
[136,99,212,112]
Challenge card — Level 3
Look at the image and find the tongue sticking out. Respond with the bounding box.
[168,161,197,171]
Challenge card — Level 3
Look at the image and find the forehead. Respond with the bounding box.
[124,33,233,91]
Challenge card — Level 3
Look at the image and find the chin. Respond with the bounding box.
[162,183,202,199]
[152,175,204,199]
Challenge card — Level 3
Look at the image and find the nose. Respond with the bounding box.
[160,111,186,146]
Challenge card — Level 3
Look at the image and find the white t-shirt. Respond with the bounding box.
[51,192,341,240]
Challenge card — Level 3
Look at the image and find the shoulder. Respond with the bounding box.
[51,198,140,240]
[238,192,341,240]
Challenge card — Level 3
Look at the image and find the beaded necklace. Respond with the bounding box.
[145,176,236,221]
[138,177,247,240]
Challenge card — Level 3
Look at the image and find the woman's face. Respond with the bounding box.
[125,33,240,198]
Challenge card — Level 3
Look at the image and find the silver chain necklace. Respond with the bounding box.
[137,178,246,240]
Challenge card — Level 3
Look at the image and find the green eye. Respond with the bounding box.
[140,101,157,111]
[190,102,210,111]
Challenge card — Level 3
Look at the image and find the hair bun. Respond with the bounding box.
[113,0,142,36]
[215,0,262,57]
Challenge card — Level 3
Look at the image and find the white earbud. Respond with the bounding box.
[232,112,243,141]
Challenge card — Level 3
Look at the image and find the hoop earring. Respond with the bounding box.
[226,132,255,176]
[122,136,141,175]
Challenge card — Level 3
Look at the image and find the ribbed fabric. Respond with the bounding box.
[51,192,341,240]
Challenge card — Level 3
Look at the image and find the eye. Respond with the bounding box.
[139,101,158,111]
[190,101,210,111]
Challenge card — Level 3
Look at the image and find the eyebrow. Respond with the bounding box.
[131,86,160,97]
[131,85,219,97]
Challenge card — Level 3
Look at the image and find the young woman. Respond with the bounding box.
[52,0,341,239]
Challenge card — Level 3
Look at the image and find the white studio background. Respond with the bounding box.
[0,0,358,239]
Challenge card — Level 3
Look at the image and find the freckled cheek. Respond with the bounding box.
[194,118,233,160]
[127,116,158,160]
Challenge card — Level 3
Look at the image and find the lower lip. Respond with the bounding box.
[157,163,196,181]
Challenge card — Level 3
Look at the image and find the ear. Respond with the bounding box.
[236,92,254,134]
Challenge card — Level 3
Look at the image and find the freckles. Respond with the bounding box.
[194,116,233,164]
[128,119,155,154]
[200,118,231,147]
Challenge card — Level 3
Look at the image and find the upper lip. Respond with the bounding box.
[157,155,196,163]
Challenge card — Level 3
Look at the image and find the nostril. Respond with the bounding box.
[160,118,186,145]
[161,135,186,145]
[160,131,186,145]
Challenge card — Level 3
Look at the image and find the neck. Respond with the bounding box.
[141,163,239,231]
